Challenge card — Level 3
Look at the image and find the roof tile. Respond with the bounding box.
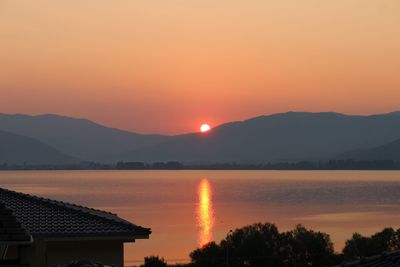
[338,251,400,267]
[0,188,151,239]
[0,203,31,243]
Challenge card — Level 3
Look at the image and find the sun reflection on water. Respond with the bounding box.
[197,178,214,247]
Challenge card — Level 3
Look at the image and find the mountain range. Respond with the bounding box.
[0,113,171,161]
[1,111,400,164]
[115,111,400,162]
[339,138,400,161]
[0,130,76,165]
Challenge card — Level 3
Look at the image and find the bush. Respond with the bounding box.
[283,225,338,267]
[189,222,339,267]
[140,256,168,267]
[343,227,400,260]
[190,242,224,267]
[144,224,400,267]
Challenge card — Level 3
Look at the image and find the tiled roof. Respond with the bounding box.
[0,188,151,240]
[56,260,114,267]
[0,202,31,244]
[338,251,400,267]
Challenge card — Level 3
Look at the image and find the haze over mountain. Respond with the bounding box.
[0,113,171,161]
[116,111,400,162]
[0,130,76,165]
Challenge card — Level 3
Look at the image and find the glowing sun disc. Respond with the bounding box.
[200,124,211,133]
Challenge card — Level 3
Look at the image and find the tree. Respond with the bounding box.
[190,242,224,267]
[190,223,283,267]
[370,228,396,253]
[343,228,398,260]
[141,256,168,267]
[189,223,337,267]
[222,223,283,267]
[283,225,337,267]
[142,225,400,267]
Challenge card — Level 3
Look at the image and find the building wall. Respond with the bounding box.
[2,244,33,266]
[32,239,124,267]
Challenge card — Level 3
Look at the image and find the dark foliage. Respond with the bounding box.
[283,225,338,267]
[143,224,400,267]
[343,228,400,260]
[140,256,168,267]
[189,223,341,267]
[190,242,225,267]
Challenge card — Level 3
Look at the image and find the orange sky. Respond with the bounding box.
[1,0,399,134]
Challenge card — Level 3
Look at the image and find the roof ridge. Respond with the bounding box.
[337,250,400,267]
[0,187,149,232]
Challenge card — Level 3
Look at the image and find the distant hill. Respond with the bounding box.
[0,130,76,165]
[3,111,400,164]
[338,138,400,160]
[0,113,171,161]
[116,111,400,162]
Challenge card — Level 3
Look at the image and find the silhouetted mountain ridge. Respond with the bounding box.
[116,111,400,162]
[0,113,172,161]
[0,130,77,165]
[3,111,400,163]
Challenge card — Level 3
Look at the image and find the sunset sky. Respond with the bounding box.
[1,0,399,134]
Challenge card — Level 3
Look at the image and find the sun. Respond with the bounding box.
[200,124,211,133]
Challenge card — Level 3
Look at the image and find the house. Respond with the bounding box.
[0,187,151,267]
[336,251,400,267]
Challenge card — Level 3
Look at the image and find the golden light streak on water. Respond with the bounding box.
[197,178,214,247]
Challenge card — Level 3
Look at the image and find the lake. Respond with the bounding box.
[1,170,400,266]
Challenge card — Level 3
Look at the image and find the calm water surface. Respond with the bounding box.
[1,170,400,265]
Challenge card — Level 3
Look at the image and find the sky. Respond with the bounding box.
[1,0,399,134]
